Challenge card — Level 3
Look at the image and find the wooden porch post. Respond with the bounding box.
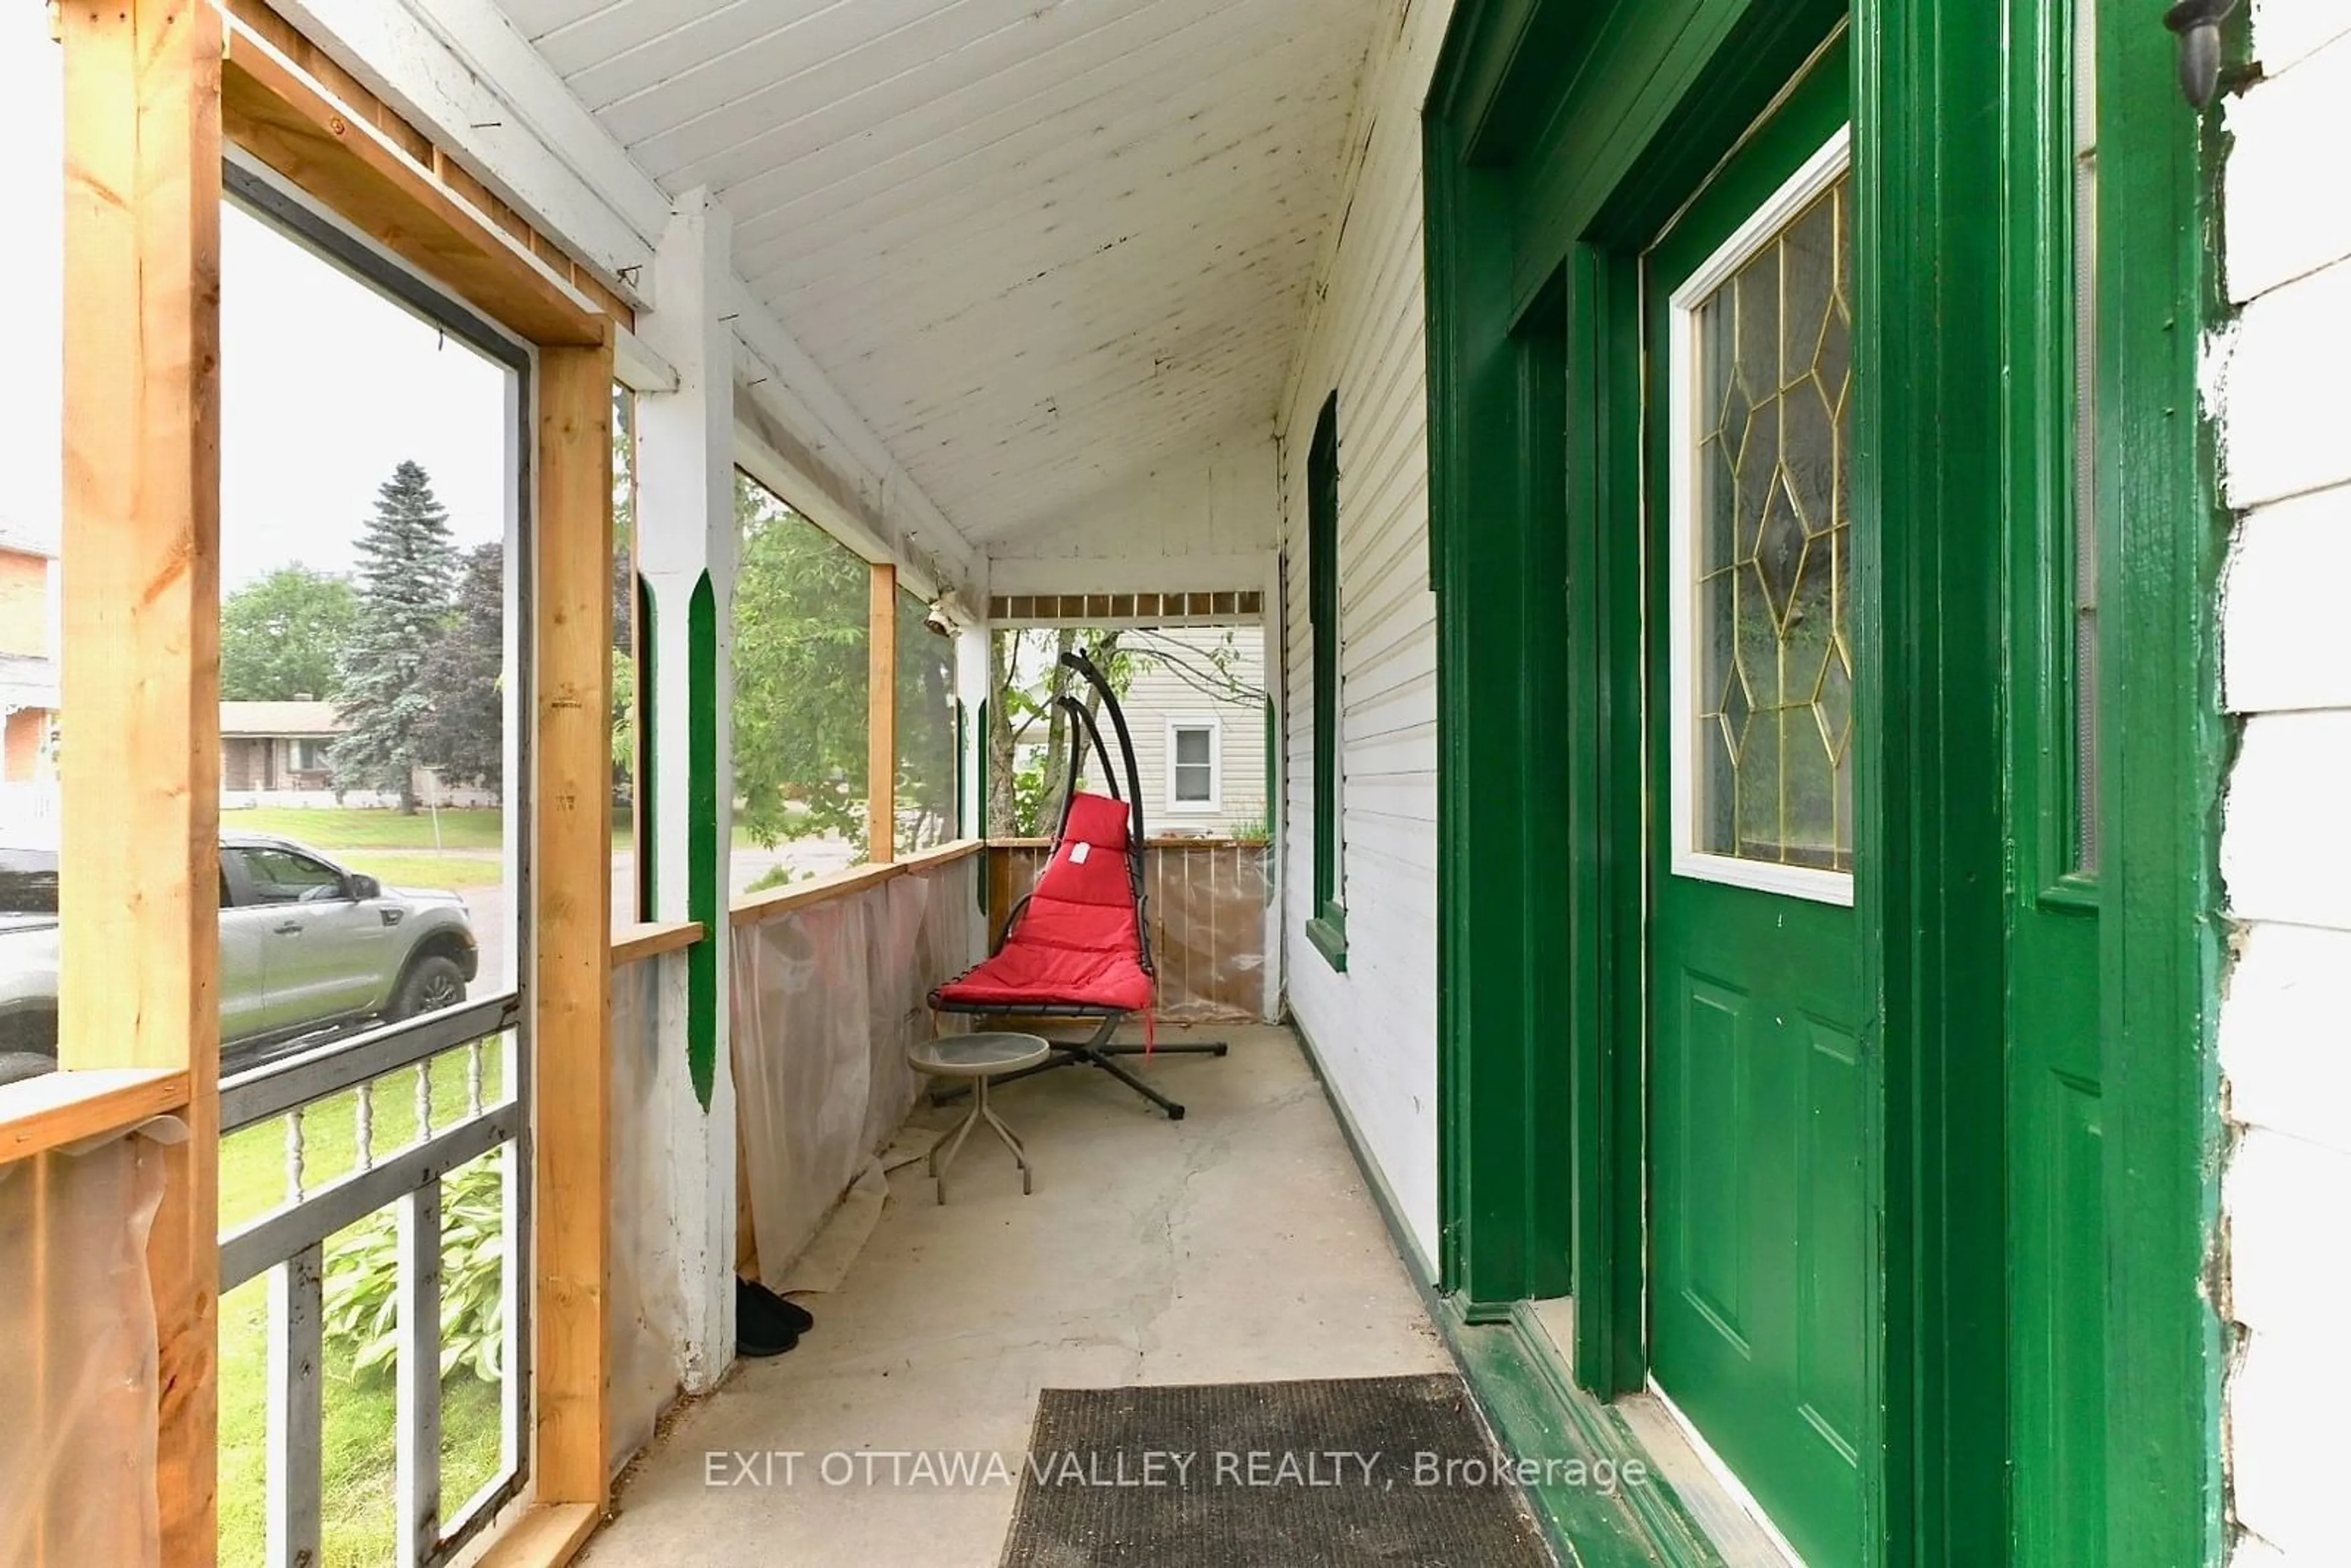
[533,339,615,1507]
[869,561,898,863]
[58,1,224,1559]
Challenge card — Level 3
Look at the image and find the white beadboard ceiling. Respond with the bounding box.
[493,0,1382,546]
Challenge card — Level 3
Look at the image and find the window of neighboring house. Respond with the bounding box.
[290,738,324,773]
[1307,392,1346,970]
[1167,719,1221,813]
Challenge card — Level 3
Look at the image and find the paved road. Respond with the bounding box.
[450,836,864,1000]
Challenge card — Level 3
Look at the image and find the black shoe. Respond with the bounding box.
[736,1275,812,1357]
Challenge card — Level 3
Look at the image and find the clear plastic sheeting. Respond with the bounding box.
[732,855,980,1286]
[608,950,688,1479]
[0,1130,168,1568]
[988,840,1271,1023]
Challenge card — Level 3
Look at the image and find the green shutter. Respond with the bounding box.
[1307,392,1347,971]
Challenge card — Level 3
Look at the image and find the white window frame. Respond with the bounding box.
[1666,125,1854,908]
[1164,716,1223,815]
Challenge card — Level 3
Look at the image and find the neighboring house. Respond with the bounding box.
[1119,628,1267,836]
[1007,628,1269,838]
[0,528,59,784]
[219,699,497,809]
[220,700,342,793]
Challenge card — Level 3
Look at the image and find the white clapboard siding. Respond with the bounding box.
[2214,9,2351,1564]
[1274,0,1452,1270]
[1114,627,1271,836]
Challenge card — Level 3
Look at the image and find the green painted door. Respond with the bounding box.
[1641,56,1869,1567]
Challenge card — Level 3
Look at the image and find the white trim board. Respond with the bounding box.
[1629,1385,1810,1568]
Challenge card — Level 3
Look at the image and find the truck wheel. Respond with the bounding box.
[390,955,467,1021]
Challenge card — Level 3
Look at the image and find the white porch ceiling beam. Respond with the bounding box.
[612,326,678,396]
[724,280,980,600]
[269,0,980,593]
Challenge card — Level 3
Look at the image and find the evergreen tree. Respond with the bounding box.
[413,542,506,798]
[330,460,460,811]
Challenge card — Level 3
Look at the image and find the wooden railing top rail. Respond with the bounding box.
[729,839,984,928]
[611,920,705,967]
[0,1066,189,1166]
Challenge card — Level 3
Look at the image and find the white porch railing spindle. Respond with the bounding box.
[266,1242,325,1568]
[285,1104,307,1203]
[396,1180,444,1565]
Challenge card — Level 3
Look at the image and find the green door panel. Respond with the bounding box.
[1796,1014,1868,1457]
[1671,979,1747,1340]
[1641,38,1869,1567]
[2012,1057,2105,1559]
[1651,883,1865,1565]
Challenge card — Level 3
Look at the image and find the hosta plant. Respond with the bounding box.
[323,1157,507,1384]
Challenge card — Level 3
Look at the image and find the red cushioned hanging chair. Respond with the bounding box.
[930,649,1229,1119]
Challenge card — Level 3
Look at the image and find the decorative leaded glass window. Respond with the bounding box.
[1668,130,1856,904]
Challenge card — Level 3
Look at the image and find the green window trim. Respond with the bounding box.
[1308,392,1346,971]
[634,576,656,925]
[686,571,719,1111]
[1306,904,1349,973]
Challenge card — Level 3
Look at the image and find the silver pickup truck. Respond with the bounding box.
[0,832,479,1086]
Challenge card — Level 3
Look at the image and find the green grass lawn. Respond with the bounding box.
[223,805,643,852]
[335,852,509,890]
[220,802,814,858]
[218,1049,512,1567]
[226,806,512,852]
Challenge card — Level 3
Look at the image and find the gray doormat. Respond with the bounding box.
[999,1373,1554,1567]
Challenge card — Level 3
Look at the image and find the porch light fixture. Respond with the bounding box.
[2163,0,2241,108]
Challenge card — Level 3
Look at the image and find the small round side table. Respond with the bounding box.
[907,1032,1052,1204]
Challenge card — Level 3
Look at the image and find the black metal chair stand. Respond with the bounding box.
[930,1013,1229,1120]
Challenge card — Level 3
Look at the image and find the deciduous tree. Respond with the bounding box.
[219,565,356,701]
[730,475,871,849]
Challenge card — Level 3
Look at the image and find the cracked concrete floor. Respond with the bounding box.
[579,1024,1449,1567]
